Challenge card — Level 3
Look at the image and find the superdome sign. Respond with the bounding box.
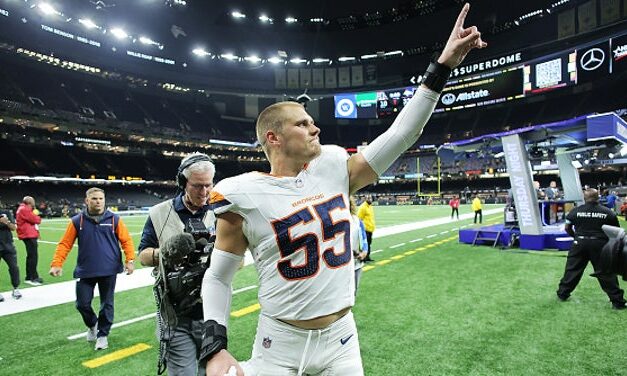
[452,53,523,77]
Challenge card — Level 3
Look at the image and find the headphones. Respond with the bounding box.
[176,154,213,191]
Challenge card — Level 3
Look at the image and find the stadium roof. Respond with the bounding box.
[0,0,585,72]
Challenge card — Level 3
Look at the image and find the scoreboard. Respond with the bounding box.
[435,67,524,112]
[334,32,626,119]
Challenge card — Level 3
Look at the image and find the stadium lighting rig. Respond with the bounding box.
[36,2,62,17]
[192,48,211,57]
[78,18,100,30]
[244,55,262,63]
[231,11,246,19]
[267,56,285,64]
[289,57,307,64]
[109,27,128,40]
[220,53,240,61]
[258,14,273,24]
[514,9,544,26]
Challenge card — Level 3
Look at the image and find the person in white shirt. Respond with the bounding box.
[200,4,487,375]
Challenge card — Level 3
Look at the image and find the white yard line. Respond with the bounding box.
[1,208,502,317]
[67,285,258,340]
[373,208,502,238]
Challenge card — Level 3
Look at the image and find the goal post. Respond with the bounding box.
[417,156,441,197]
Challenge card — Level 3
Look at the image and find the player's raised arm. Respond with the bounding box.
[201,212,248,376]
[348,3,487,194]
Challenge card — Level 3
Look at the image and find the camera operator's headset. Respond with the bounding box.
[158,153,214,240]
[176,154,213,192]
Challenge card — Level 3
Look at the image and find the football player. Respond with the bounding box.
[201,4,487,375]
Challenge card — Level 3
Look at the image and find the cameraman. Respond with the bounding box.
[138,153,216,375]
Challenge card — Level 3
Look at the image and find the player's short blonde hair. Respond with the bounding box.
[86,187,104,197]
[256,101,303,157]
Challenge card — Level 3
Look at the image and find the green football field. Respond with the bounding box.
[0,204,625,375]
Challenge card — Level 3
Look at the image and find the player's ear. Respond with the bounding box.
[266,130,280,147]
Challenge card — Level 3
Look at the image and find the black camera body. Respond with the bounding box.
[162,218,215,316]
[600,225,627,281]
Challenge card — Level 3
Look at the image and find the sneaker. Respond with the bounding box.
[25,279,42,286]
[0,293,4,302]
[33,277,44,284]
[86,325,97,342]
[12,289,22,299]
[612,302,626,310]
[95,336,108,350]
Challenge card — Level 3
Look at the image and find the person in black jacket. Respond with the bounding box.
[557,188,626,309]
[0,209,22,301]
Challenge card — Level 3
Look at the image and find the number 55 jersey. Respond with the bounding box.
[210,145,356,321]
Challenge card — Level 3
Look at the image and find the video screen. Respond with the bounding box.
[611,34,627,74]
[334,92,378,119]
[376,87,417,118]
[524,51,577,94]
[435,67,524,112]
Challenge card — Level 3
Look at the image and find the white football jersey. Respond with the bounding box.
[211,145,355,320]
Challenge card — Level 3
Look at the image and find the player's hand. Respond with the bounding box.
[0,216,9,225]
[49,266,63,277]
[205,350,244,376]
[357,252,368,261]
[125,261,135,275]
[438,3,487,69]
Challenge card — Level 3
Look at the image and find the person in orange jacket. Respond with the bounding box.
[16,196,43,285]
[49,187,135,351]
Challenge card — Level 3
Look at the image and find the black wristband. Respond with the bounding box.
[199,320,228,363]
[421,60,452,93]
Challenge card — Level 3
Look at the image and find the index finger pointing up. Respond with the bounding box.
[455,3,470,29]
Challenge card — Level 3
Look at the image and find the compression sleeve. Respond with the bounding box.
[360,87,439,176]
[201,248,244,327]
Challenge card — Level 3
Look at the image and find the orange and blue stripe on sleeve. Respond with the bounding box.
[115,217,135,263]
[210,191,231,210]
[51,220,78,267]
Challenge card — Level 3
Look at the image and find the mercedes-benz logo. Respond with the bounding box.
[441,93,456,106]
[579,48,605,71]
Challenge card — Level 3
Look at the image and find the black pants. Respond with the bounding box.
[22,238,39,281]
[0,246,20,288]
[76,275,117,337]
[474,209,482,223]
[557,238,625,305]
[365,231,373,258]
[451,207,459,219]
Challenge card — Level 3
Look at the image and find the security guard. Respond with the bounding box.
[557,188,626,309]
